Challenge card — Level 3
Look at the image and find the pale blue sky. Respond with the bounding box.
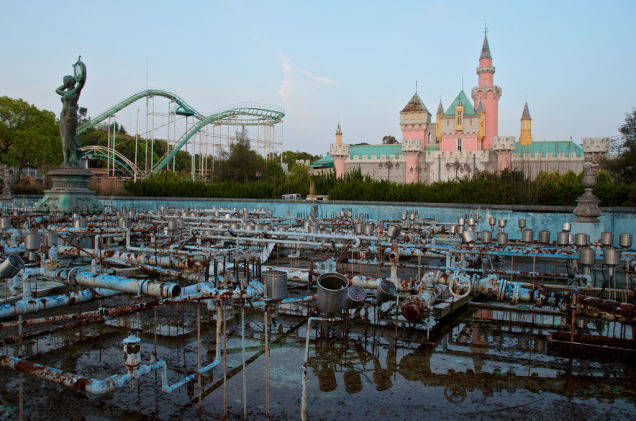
[1,0,635,154]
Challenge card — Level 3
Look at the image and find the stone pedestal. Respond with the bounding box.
[573,188,601,223]
[36,167,103,214]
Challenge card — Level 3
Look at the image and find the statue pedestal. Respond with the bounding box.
[573,188,601,223]
[36,167,103,214]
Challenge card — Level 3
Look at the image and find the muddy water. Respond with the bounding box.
[0,305,634,420]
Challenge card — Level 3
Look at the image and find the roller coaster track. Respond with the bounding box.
[77,89,285,177]
[80,145,140,176]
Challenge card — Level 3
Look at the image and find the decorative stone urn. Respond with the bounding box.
[573,162,601,223]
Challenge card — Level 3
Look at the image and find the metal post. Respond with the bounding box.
[134,107,139,182]
[242,304,247,419]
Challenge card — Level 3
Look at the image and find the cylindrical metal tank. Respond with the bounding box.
[461,230,474,244]
[557,231,569,246]
[363,223,374,236]
[522,229,533,243]
[354,222,363,235]
[346,285,366,308]
[575,233,588,247]
[538,230,550,244]
[600,232,613,247]
[167,220,178,233]
[42,231,59,248]
[518,219,526,229]
[25,232,41,251]
[316,272,349,314]
[263,270,287,301]
[579,247,596,266]
[387,225,401,241]
[603,248,621,267]
[375,280,396,305]
[74,217,87,229]
[497,232,508,246]
[0,217,12,230]
[481,230,492,243]
[619,233,632,250]
[0,255,24,279]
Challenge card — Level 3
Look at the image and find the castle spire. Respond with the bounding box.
[519,102,533,146]
[335,122,342,146]
[480,33,491,60]
[437,101,444,115]
[521,102,531,120]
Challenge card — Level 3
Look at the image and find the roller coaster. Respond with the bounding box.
[78,89,285,179]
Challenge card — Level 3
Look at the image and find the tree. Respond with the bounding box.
[218,136,266,182]
[280,150,321,167]
[264,159,284,183]
[0,96,62,173]
[382,135,398,144]
[604,110,635,184]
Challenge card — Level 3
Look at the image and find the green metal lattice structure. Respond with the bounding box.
[77,89,285,177]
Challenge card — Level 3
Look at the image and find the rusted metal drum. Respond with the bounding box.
[316,272,349,314]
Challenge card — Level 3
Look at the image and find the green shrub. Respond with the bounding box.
[123,169,634,206]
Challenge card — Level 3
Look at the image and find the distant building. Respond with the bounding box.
[310,32,609,183]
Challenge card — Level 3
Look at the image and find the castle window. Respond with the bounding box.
[457,138,462,151]
[427,132,431,144]
[456,109,463,126]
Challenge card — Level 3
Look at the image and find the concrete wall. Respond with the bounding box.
[512,157,584,179]
[13,196,635,247]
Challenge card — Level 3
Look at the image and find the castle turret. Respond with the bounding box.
[476,100,485,142]
[335,122,343,146]
[492,136,516,172]
[400,92,431,148]
[402,138,421,184]
[519,102,532,146]
[471,33,502,150]
[330,122,349,178]
[436,101,444,141]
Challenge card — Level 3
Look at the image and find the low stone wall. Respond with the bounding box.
[13,195,636,245]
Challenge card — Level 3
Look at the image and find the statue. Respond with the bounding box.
[36,56,103,214]
[55,56,86,167]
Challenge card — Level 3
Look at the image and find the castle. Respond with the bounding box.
[310,33,609,183]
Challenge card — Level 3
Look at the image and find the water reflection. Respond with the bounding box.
[305,314,634,405]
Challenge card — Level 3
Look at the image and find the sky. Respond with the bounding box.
[1,0,635,155]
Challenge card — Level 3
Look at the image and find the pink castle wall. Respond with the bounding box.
[497,150,511,172]
[334,156,346,178]
[440,134,479,152]
[405,152,419,183]
[402,126,426,149]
